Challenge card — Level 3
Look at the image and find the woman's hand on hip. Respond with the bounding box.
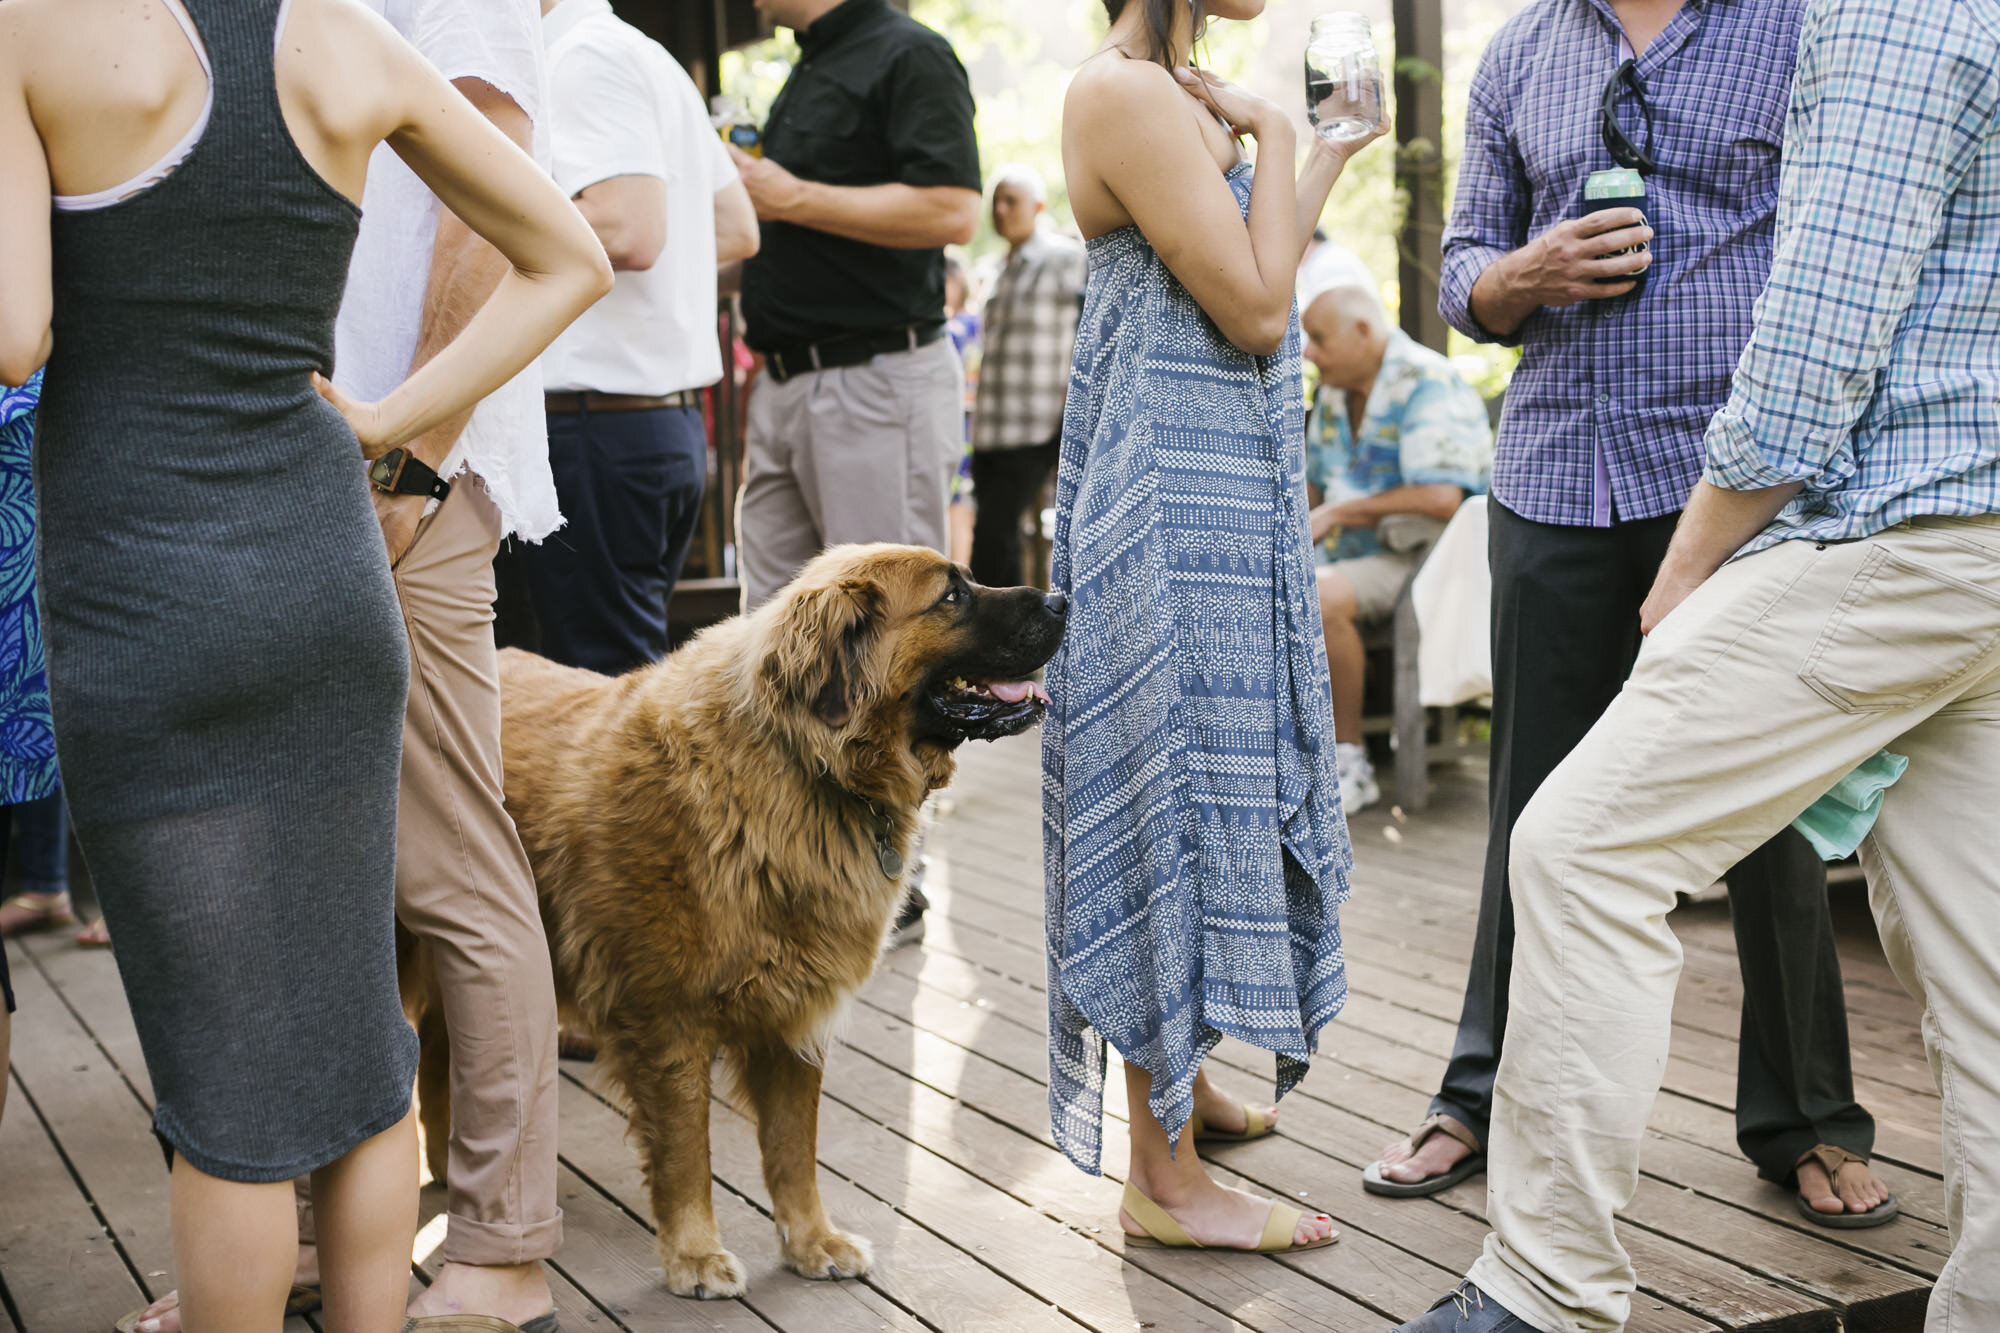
[313,372,394,461]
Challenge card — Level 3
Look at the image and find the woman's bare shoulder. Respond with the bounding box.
[1065,51,1188,122]
[280,0,446,147]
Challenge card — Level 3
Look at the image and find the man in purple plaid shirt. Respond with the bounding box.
[1365,0,1892,1252]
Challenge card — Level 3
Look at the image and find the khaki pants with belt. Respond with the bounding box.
[737,338,963,612]
[300,479,562,1265]
[1464,515,2000,1333]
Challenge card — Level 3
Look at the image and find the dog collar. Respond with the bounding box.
[826,782,904,880]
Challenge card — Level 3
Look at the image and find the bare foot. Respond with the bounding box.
[1190,1069,1277,1137]
[129,1245,319,1333]
[408,1260,554,1325]
[1372,1119,1474,1186]
[1797,1156,1892,1216]
[1123,1168,1331,1250]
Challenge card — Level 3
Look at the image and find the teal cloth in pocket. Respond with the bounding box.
[1792,750,1908,861]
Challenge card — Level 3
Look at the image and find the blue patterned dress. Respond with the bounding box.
[1042,162,1354,1175]
[0,372,57,806]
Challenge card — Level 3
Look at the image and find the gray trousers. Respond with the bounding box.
[739,338,963,612]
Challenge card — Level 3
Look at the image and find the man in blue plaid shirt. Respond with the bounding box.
[1401,2,2000,1330]
[1369,0,1887,1243]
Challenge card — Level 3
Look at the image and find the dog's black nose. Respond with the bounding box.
[1043,590,1068,618]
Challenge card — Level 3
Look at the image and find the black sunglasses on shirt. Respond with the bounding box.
[1600,58,1659,176]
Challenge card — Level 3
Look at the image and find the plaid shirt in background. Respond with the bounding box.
[1706,0,2000,554]
[972,233,1086,451]
[1440,0,1805,527]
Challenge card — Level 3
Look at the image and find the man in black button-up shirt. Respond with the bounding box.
[731,0,981,614]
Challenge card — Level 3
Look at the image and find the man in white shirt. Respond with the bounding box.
[333,4,569,1330]
[522,0,759,674]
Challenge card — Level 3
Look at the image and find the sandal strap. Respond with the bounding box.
[1241,1103,1268,1136]
[1407,1113,1481,1155]
[1797,1142,1869,1182]
[1120,1181,1202,1248]
[1257,1200,1305,1252]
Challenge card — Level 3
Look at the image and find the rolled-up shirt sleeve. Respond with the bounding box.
[1703,6,2000,492]
[1439,58,1529,347]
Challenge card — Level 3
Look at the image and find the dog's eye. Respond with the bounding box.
[941,585,966,607]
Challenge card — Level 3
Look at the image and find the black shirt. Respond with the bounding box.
[739,0,981,351]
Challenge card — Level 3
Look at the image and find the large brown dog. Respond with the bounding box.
[409,544,1065,1299]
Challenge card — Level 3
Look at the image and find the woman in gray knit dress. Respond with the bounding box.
[0,1,608,1328]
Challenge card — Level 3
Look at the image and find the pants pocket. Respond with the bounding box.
[1799,543,2000,713]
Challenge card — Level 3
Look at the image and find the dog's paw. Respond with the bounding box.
[781,1227,873,1282]
[658,1245,748,1300]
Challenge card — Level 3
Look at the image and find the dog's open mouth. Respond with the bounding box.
[925,674,1051,740]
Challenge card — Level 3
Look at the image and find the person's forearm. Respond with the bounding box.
[1465,246,1540,339]
[372,263,607,451]
[395,212,511,467]
[774,182,978,249]
[1658,480,1805,586]
[1293,137,1351,260]
[1640,479,1804,633]
[396,78,530,470]
[1348,483,1466,524]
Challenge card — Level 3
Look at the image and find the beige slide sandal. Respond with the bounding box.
[1118,1181,1338,1253]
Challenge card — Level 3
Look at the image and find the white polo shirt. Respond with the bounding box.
[331,0,562,542]
[538,0,736,398]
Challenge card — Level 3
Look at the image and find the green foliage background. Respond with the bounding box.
[722,1,1521,395]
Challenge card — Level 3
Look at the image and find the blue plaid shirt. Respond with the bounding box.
[1441,0,1805,527]
[1706,0,2000,552]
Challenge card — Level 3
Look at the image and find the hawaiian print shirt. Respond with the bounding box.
[0,371,58,804]
[1305,329,1493,562]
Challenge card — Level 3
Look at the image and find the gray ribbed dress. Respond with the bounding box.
[34,0,416,1182]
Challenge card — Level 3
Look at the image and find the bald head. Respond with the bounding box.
[1302,283,1392,395]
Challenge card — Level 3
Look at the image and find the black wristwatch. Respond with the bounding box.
[368,447,451,501]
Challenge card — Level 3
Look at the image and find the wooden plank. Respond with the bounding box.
[0,1070,150,1333]
[1619,1176,1930,1327]
[835,985,1728,1332]
[556,1075,1084,1333]
[539,1166,775,1332]
[871,927,1951,1233]
[923,845,1946,1182]
[15,934,153,1106]
[3,951,177,1306]
[856,943,1920,1330]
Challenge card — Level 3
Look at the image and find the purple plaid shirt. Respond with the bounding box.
[1441,0,1805,527]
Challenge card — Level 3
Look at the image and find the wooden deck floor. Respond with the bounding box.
[2,735,1946,1333]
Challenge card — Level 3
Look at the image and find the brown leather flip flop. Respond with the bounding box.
[1793,1143,1899,1229]
[1362,1113,1486,1198]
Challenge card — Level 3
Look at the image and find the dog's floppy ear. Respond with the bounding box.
[765,578,882,728]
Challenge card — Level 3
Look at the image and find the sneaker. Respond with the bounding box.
[1392,1282,1552,1331]
[1336,742,1380,813]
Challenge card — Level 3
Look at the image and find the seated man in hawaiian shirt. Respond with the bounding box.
[1306,282,1492,812]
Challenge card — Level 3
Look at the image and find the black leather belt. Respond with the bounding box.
[763,323,945,384]
[544,389,701,414]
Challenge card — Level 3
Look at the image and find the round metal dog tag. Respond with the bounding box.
[877,837,904,880]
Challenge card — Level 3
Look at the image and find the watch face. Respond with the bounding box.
[369,450,402,488]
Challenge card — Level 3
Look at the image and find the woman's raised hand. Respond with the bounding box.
[1172,67,1284,140]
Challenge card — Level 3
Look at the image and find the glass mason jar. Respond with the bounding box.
[1305,13,1387,143]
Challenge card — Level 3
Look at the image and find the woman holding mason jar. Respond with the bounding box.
[1043,0,1384,1252]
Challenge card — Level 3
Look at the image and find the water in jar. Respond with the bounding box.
[1306,13,1385,142]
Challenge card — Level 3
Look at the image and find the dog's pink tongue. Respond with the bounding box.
[984,680,1036,704]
